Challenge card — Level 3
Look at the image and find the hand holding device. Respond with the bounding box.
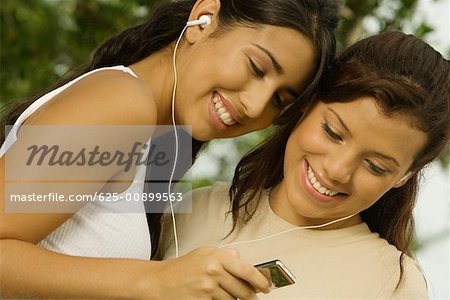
[153,247,271,299]
[255,259,296,289]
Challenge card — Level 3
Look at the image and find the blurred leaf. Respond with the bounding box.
[0,0,152,104]
[438,143,450,169]
[192,178,214,190]
[414,21,434,38]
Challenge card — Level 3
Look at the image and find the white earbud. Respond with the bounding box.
[186,15,212,28]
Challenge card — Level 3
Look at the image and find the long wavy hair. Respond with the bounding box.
[230,31,450,289]
[0,0,340,257]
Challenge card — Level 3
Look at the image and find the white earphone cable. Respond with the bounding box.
[169,25,188,259]
[218,211,358,249]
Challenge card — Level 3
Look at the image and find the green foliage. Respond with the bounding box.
[0,0,154,105]
[414,21,434,37]
[1,0,62,103]
[336,0,431,50]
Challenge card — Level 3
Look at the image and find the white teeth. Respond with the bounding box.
[222,118,235,126]
[213,96,237,126]
[221,112,231,119]
[307,165,340,196]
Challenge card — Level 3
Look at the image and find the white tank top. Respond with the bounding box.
[0,66,152,260]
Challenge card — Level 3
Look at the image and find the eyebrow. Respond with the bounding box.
[373,151,400,167]
[328,108,400,167]
[252,43,283,74]
[329,108,351,135]
[252,43,300,99]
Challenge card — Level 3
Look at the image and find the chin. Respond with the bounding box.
[191,131,213,142]
[193,136,210,142]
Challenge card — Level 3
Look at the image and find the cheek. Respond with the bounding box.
[247,117,274,132]
[293,123,327,154]
[352,174,396,208]
[215,58,249,88]
[193,47,248,87]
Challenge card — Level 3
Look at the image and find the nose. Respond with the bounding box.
[322,148,357,184]
[240,84,276,119]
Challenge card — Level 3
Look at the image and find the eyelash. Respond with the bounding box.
[321,122,387,176]
[321,122,342,142]
[249,58,265,77]
[273,94,285,109]
[365,160,387,175]
[249,58,285,109]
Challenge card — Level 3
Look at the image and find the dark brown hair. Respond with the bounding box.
[0,0,340,258]
[230,31,450,288]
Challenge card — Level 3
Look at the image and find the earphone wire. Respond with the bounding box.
[219,213,358,249]
[169,25,188,259]
[219,192,358,249]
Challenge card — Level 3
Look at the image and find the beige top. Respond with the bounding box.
[159,182,428,300]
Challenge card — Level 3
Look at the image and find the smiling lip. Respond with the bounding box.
[302,160,347,203]
[209,98,228,131]
[215,92,242,124]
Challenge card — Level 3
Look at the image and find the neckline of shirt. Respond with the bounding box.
[259,189,371,240]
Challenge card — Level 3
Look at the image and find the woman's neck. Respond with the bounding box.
[268,184,362,230]
[129,46,176,125]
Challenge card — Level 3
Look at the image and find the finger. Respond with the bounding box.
[211,286,237,300]
[222,259,271,294]
[218,269,260,300]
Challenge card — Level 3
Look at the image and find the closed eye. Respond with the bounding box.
[249,58,265,78]
[273,93,285,109]
[249,58,286,110]
[321,122,342,142]
[365,159,387,175]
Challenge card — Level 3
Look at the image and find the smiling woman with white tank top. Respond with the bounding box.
[1,66,152,260]
[0,0,341,298]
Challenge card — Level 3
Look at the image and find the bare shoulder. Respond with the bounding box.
[24,69,157,126]
[1,69,158,243]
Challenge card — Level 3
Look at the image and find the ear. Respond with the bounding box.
[185,0,221,44]
[393,171,413,188]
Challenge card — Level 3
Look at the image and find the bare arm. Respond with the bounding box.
[1,240,269,299]
[0,239,160,299]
